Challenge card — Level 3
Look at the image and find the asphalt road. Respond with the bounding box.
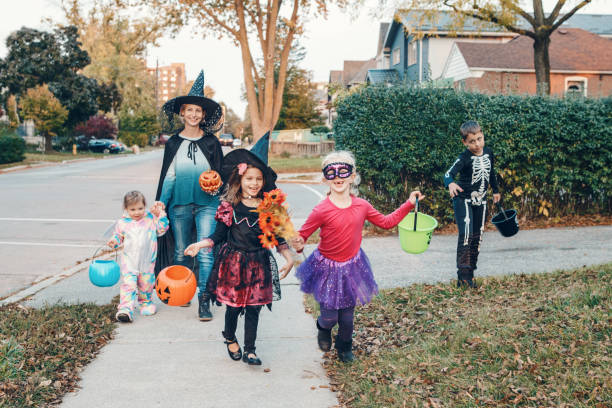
[0,151,327,300]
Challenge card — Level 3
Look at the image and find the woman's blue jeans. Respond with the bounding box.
[169,202,218,294]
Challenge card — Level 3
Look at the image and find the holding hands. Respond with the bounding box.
[184,239,214,257]
[150,201,166,218]
[290,236,305,253]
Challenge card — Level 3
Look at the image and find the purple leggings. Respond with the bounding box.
[318,306,355,342]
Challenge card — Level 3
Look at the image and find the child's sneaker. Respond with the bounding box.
[115,310,133,323]
[140,303,157,316]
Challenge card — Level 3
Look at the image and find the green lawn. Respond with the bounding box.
[269,156,322,173]
[0,299,118,407]
[0,151,127,170]
[305,264,611,407]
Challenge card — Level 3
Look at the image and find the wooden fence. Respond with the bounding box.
[270,140,335,157]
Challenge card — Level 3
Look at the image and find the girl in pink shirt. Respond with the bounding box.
[292,151,424,362]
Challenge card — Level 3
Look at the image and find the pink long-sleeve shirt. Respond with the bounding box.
[299,196,414,262]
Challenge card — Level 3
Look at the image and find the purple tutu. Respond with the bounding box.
[296,248,378,309]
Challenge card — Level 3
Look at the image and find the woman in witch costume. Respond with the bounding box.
[184,133,294,365]
[155,70,224,321]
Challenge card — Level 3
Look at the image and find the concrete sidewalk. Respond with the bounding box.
[55,273,337,408]
[16,225,612,408]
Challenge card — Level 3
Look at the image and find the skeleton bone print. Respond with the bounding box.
[469,154,490,206]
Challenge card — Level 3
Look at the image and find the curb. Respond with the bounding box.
[0,157,97,174]
[0,254,113,306]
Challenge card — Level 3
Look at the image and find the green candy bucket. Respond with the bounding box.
[398,199,437,254]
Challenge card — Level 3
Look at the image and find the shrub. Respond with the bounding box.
[0,134,26,164]
[311,125,331,134]
[119,131,148,148]
[75,114,117,139]
[334,86,612,224]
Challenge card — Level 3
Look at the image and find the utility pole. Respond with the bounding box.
[155,58,159,109]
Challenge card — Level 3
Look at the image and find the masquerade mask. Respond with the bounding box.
[322,162,354,180]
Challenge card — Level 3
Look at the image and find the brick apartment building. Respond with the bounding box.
[147,63,187,107]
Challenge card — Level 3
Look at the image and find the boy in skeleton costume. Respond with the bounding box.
[444,121,500,288]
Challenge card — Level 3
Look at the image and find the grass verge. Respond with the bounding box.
[269,156,322,173]
[305,264,611,407]
[0,299,118,407]
[0,152,125,170]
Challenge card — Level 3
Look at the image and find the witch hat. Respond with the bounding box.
[221,131,276,192]
[161,70,223,132]
[249,131,270,164]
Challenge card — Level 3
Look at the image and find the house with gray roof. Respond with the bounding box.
[380,10,612,83]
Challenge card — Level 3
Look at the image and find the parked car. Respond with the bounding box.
[157,134,171,146]
[231,138,242,148]
[88,138,126,154]
[219,133,234,146]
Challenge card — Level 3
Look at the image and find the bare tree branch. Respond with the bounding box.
[442,0,535,38]
[551,0,591,31]
[546,0,566,25]
[200,5,239,38]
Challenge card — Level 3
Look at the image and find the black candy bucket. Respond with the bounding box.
[491,203,519,237]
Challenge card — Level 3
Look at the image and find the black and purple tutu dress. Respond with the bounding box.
[296,248,378,310]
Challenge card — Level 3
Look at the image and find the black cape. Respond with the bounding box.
[154,132,224,275]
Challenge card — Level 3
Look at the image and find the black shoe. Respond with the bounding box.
[316,321,332,351]
[335,336,354,363]
[242,352,262,365]
[180,301,191,307]
[198,292,212,321]
[224,338,242,361]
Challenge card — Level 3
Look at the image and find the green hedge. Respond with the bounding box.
[119,131,148,148]
[0,134,26,164]
[334,87,612,224]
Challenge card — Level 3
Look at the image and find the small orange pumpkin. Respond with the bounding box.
[155,265,197,306]
[199,170,222,193]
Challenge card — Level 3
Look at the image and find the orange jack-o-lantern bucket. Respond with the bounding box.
[155,265,197,306]
[199,170,222,194]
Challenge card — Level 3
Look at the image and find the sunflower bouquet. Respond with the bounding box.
[253,188,298,250]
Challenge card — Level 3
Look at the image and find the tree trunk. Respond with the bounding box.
[44,133,54,153]
[533,34,551,96]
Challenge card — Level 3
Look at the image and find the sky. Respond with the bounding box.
[1,0,611,118]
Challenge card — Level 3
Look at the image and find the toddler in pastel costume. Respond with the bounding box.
[108,191,169,323]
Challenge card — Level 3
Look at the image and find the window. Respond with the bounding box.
[565,76,587,97]
[392,48,400,66]
[408,40,417,66]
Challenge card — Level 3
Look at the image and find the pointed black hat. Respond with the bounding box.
[221,131,277,193]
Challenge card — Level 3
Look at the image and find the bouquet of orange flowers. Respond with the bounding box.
[253,188,298,249]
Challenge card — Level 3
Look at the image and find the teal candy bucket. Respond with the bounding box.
[89,247,120,287]
[398,200,437,254]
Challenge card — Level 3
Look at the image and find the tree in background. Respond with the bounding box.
[394,0,593,95]
[19,85,68,152]
[275,64,320,130]
[141,0,358,141]
[6,96,19,130]
[98,82,123,114]
[48,74,100,129]
[220,103,244,138]
[60,0,178,115]
[0,25,100,128]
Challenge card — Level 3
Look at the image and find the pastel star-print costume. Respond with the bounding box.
[111,211,169,318]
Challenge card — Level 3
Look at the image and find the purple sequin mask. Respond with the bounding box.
[322,162,354,180]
